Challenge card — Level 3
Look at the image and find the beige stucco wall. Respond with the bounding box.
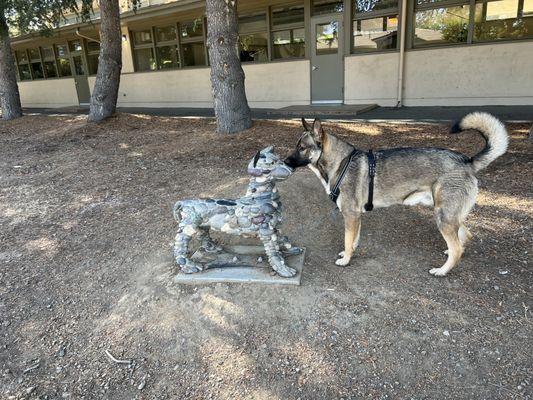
[243,60,310,108]
[345,41,533,106]
[18,78,79,108]
[91,59,310,108]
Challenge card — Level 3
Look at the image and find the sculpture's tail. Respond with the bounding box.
[173,201,183,222]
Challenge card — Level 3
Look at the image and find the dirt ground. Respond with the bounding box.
[0,113,531,400]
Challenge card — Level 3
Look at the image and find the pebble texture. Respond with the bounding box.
[173,146,300,277]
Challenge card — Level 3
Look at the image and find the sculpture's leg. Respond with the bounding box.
[197,227,222,253]
[260,231,297,278]
[174,228,204,274]
[279,235,303,255]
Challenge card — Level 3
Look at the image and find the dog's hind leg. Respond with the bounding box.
[174,225,204,274]
[197,227,222,253]
[336,214,361,266]
[431,221,463,276]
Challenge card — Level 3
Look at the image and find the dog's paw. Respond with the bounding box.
[180,260,204,274]
[429,267,448,277]
[335,256,350,267]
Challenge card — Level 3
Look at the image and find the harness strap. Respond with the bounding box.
[329,150,357,204]
[364,150,376,212]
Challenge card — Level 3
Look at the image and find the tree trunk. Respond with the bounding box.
[0,10,23,120]
[206,0,252,134]
[88,0,122,122]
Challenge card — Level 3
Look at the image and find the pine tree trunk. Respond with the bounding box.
[0,10,23,120]
[206,0,252,134]
[88,0,122,122]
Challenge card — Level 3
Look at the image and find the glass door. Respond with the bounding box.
[68,40,91,105]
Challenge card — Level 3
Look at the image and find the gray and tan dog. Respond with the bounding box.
[285,112,508,276]
[173,146,298,277]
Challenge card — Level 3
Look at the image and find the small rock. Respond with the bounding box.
[26,387,36,395]
[499,270,509,275]
[257,256,263,263]
[138,380,146,390]
[443,330,450,336]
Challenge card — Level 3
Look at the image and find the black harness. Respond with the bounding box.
[328,149,376,212]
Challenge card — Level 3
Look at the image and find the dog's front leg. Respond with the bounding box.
[336,213,361,266]
[260,232,297,278]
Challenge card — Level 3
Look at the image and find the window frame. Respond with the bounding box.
[238,10,270,64]
[351,0,402,53]
[270,2,307,60]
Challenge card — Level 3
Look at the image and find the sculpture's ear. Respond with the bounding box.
[253,150,261,167]
[311,118,325,144]
[301,117,312,132]
[261,145,273,154]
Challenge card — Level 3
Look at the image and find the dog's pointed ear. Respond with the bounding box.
[301,118,312,132]
[312,118,325,144]
[253,150,261,167]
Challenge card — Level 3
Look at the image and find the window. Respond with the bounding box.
[132,29,156,71]
[41,46,58,78]
[353,0,399,52]
[55,45,72,77]
[238,12,268,62]
[179,18,206,67]
[313,0,344,15]
[86,41,100,75]
[271,4,306,59]
[155,25,180,69]
[316,21,340,54]
[473,0,533,41]
[15,50,31,81]
[414,5,470,46]
[28,48,44,79]
[68,40,83,52]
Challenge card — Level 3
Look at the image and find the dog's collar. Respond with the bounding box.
[364,150,376,212]
[329,149,358,204]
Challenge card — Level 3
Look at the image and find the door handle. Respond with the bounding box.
[312,65,318,71]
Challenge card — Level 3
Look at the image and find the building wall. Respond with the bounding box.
[344,41,533,107]
[18,78,79,108]
[88,59,310,108]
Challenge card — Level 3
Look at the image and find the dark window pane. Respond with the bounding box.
[238,12,267,34]
[414,5,470,46]
[44,61,57,78]
[155,25,177,42]
[31,62,44,79]
[42,46,54,60]
[134,48,156,71]
[28,48,40,61]
[18,64,31,80]
[180,19,204,39]
[272,28,305,59]
[313,0,344,15]
[182,42,206,66]
[134,30,153,45]
[58,58,72,76]
[87,41,100,53]
[16,50,28,63]
[56,44,68,57]
[239,32,268,62]
[87,54,99,74]
[156,45,179,69]
[354,0,398,13]
[72,55,85,75]
[69,40,82,52]
[316,21,339,55]
[353,15,398,51]
[272,5,305,27]
[474,0,533,41]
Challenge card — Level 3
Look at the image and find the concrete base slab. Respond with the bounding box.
[174,245,305,285]
[269,104,378,117]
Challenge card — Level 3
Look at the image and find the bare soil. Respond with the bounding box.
[0,114,531,400]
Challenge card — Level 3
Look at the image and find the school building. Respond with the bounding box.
[9,0,533,109]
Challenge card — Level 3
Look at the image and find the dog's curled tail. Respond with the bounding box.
[451,112,509,172]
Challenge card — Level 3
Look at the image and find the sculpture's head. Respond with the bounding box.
[247,146,293,181]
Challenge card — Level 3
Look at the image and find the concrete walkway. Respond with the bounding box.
[23,105,533,122]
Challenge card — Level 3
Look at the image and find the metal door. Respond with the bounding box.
[69,40,91,105]
[311,15,344,103]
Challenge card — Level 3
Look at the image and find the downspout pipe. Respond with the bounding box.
[396,0,408,108]
[76,28,100,43]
